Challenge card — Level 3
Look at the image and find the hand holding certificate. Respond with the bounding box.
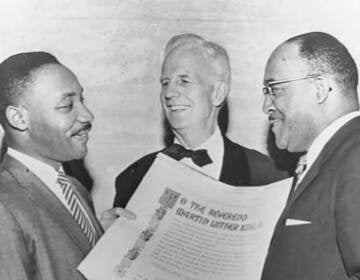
[79,154,291,280]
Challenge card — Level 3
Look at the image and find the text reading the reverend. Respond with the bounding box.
[175,200,262,232]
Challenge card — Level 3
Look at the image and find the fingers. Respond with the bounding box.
[111,208,137,220]
[100,208,136,231]
[102,207,136,220]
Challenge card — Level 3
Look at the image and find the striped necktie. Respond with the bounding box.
[57,170,98,247]
[288,154,307,200]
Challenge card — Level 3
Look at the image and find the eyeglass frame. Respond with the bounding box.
[263,74,323,100]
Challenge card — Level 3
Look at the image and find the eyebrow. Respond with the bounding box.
[62,92,76,98]
[61,88,84,99]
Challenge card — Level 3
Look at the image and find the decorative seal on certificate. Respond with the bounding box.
[114,187,180,277]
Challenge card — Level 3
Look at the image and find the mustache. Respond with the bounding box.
[268,115,274,122]
[72,122,92,136]
[268,110,282,122]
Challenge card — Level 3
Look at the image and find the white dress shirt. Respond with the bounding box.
[7,147,96,230]
[297,111,360,185]
[174,126,224,179]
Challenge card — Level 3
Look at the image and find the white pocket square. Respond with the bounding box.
[285,219,312,226]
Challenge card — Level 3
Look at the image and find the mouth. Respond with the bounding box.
[72,123,92,142]
[268,115,282,128]
[167,104,191,112]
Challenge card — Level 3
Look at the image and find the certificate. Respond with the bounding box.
[79,154,291,280]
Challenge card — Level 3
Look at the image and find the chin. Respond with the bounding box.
[70,148,88,160]
[287,145,306,153]
[275,139,288,151]
[168,120,190,131]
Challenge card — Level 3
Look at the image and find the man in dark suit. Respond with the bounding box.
[0,52,126,280]
[261,32,360,280]
[114,34,288,208]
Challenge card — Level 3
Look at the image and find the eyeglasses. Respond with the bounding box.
[263,74,322,100]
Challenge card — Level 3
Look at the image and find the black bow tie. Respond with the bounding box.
[162,143,213,167]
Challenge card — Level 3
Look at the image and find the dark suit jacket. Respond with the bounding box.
[0,155,103,280]
[114,136,288,207]
[261,116,360,280]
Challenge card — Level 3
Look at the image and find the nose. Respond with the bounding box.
[78,103,94,123]
[162,81,180,100]
[262,94,275,115]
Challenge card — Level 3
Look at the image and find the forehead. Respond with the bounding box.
[162,47,215,78]
[28,63,82,99]
[264,42,310,82]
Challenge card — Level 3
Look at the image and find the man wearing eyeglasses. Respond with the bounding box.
[261,32,360,280]
[113,33,288,208]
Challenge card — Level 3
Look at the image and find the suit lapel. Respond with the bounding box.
[281,116,360,217]
[270,141,329,245]
[2,155,93,254]
[280,162,320,218]
[220,136,251,185]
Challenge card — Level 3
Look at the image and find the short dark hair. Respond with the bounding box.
[287,32,358,91]
[0,51,60,110]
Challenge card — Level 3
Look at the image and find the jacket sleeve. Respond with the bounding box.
[0,202,33,280]
[113,153,157,208]
[335,149,360,279]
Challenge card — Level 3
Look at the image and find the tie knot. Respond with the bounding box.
[57,170,70,188]
[295,154,307,177]
[162,143,213,167]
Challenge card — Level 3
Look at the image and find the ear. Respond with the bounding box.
[5,106,28,131]
[314,77,332,104]
[212,81,229,107]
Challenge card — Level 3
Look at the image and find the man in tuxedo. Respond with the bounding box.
[261,32,360,280]
[114,33,287,207]
[0,52,128,280]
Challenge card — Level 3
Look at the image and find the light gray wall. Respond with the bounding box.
[0,0,359,215]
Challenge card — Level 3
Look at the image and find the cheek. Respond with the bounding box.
[195,89,213,110]
[160,90,165,102]
[160,95,167,110]
[40,116,76,139]
[284,113,314,151]
[293,113,316,138]
[64,120,79,138]
[282,109,300,139]
[276,96,297,122]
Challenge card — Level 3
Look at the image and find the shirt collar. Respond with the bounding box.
[306,111,360,170]
[7,147,60,187]
[174,126,223,159]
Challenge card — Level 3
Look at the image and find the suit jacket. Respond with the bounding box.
[0,155,103,280]
[261,116,360,280]
[114,136,288,207]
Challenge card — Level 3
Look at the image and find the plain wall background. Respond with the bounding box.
[0,0,359,215]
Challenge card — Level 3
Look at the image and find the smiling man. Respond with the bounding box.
[261,32,360,280]
[113,33,287,208]
[0,52,104,280]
